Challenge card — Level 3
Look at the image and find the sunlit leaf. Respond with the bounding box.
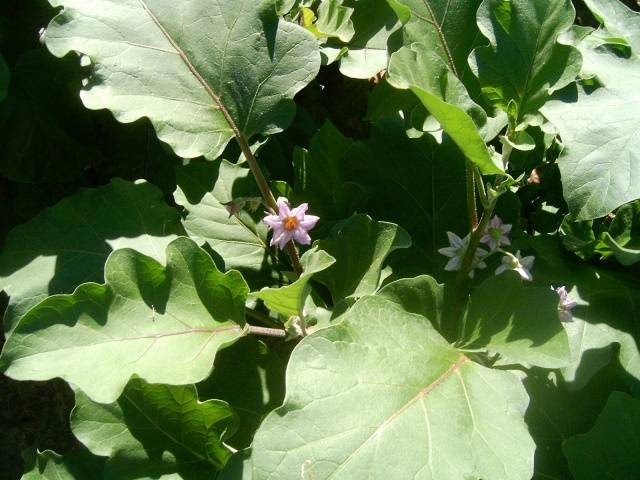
[1,237,249,403]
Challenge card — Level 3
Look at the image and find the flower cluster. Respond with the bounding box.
[439,216,535,281]
[263,197,319,250]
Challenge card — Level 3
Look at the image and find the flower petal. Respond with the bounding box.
[290,203,309,220]
[293,228,312,245]
[299,215,319,230]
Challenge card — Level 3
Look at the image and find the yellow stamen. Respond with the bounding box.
[284,216,298,231]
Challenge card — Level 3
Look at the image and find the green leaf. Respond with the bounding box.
[366,78,418,122]
[315,214,411,301]
[0,52,8,102]
[470,0,582,121]
[174,159,278,284]
[541,0,640,220]
[276,0,299,15]
[197,336,286,449]
[71,379,237,477]
[21,449,105,480]
[252,295,535,479]
[564,392,640,480]
[346,119,469,276]
[314,0,355,42]
[377,275,444,330]
[292,121,367,222]
[335,0,400,78]
[529,235,640,390]
[388,46,501,174]
[0,50,97,183]
[1,237,249,403]
[0,179,182,335]
[461,271,571,369]
[44,0,320,160]
[253,247,335,318]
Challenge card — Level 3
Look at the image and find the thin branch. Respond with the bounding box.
[247,325,287,338]
[465,160,478,230]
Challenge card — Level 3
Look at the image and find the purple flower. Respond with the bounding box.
[438,232,488,277]
[553,286,578,322]
[263,197,319,250]
[496,250,535,281]
[481,216,512,251]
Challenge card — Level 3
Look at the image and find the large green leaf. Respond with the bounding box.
[174,159,278,284]
[0,179,182,334]
[345,119,469,276]
[1,237,249,403]
[470,0,581,121]
[253,247,335,319]
[292,121,367,223]
[315,214,411,301]
[529,236,640,390]
[564,392,640,479]
[21,449,105,480]
[72,379,237,477]
[44,0,320,160]
[252,295,535,479]
[541,0,640,220]
[461,271,571,369]
[377,275,444,329]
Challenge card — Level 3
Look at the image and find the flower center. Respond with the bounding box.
[490,228,502,240]
[284,216,298,231]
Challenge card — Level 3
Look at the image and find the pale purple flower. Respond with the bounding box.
[553,286,578,322]
[263,197,319,250]
[481,216,512,251]
[438,232,488,277]
[496,250,535,281]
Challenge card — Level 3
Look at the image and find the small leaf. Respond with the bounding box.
[314,0,355,42]
[315,214,411,301]
[0,179,182,335]
[253,247,335,319]
[252,295,535,480]
[564,392,640,479]
[44,0,320,160]
[20,449,105,480]
[461,271,571,369]
[72,379,237,476]
[470,0,582,121]
[1,237,249,403]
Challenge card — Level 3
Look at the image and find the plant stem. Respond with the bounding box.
[465,160,478,230]
[473,166,489,208]
[455,201,496,289]
[247,325,287,338]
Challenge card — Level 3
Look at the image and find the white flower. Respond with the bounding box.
[438,232,488,277]
[480,216,512,251]
[263,197,319,250]
[553,286,578,322]
[496,250,535,281]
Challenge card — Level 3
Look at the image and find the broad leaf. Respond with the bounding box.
[0,52,8,102]
[529,236,640,390]
[564,392,640,479]
[292,121,367,222]
[541,0,640,220]
[72,379,237,477]
[315,214,411,301]
[252,295,535,479]
[45,0,320,160]
[0,179,182,334]
[377,275,444,330]
[461,271,571,369]
[253,247,335,319]
[346,119,469,276]
[1,237,249,403]
[602,232,640,266]
[198,336,286,449]
[470,0,581,121]
[174,159,278,284]
[21,449,105,480]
